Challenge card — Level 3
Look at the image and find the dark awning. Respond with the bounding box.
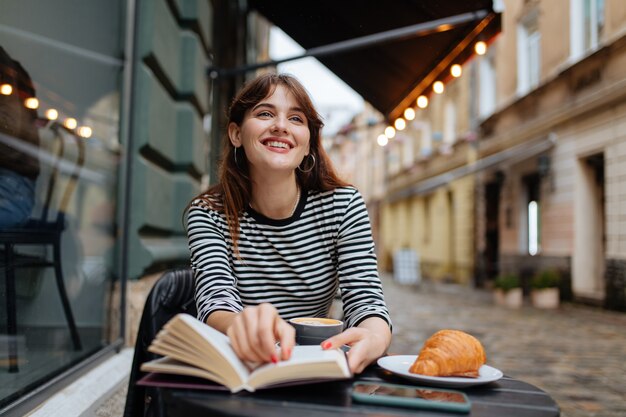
[248,0,501,122]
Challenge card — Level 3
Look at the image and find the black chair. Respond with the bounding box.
[1,121,84,372]
[123,267,196,417]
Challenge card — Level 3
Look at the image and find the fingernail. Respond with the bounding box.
[284,347,291,359]
[271,354,278,364]
[322,341,332,349]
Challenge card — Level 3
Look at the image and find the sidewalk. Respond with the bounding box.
[381,274,626,417]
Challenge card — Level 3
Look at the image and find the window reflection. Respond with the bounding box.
[0,0,124,406]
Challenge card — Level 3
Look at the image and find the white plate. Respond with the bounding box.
[377,355,503,388]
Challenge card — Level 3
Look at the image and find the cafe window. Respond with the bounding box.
[401,133,414,169]
[522,174,541,256]
[517,10,541,96]
[443,100,457,147]
[0,0,125,408]
[570,0,605,60]
[387,142,401,176]
[478,51,496,119]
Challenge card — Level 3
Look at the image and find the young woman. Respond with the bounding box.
[186,73,391,374]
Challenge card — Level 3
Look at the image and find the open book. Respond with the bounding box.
[140,313,352,393]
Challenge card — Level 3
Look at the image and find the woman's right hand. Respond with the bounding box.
[226,303,295,364]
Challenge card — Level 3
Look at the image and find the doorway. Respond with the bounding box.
[573,153,605,301]
[481,174,503,286]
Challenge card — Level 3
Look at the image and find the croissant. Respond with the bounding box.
[409,329,486,377]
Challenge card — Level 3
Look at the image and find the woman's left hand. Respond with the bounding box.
[321,317,391,374]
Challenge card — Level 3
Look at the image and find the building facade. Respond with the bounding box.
[475,0,626,310]
[348,59,479,284]
[368,0,626,310]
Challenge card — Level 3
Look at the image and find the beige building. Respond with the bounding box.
[473,0,626,310]
[329,75,479,284]
[381,69,478,283]
[341,0,626,311]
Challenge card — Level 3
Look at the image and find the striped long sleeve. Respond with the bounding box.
[187,187,392,329]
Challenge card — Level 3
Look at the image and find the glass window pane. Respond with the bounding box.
[0,0,124,406]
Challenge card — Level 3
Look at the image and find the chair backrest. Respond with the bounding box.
[38,122,85,225]
[124,267,196,417]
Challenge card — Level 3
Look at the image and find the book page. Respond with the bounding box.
[151,314,252,390]
[246,345,351,391]
[141,357,230,387]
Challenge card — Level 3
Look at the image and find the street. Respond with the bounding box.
[382,274,626,417]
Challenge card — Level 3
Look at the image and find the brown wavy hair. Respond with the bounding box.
[188,73,349,255]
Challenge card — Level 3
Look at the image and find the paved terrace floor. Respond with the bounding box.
[382,274,626,417]
[97,274,626,417]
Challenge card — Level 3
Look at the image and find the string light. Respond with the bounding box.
[384,126,396,139]
[417,95,429,109]
[45,109,58,120]
[404,108,415,121]
[451,64,462,78]
[475,41,487,55]
[394,118,406,131]
[377,134,388,147]
[0,84,12,95]
[25,97,39,109]
[433,81,445,94]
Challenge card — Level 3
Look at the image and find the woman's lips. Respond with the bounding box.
[261,138,293,151]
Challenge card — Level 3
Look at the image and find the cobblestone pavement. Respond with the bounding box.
[381,274,626,417]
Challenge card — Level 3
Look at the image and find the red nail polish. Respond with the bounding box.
[322,341,332,349]
[271,354,278,364]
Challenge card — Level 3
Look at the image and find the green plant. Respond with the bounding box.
[531,269,561,289]
[494,274,521,292]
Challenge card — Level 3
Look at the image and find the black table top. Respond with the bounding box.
[161,365,560,417]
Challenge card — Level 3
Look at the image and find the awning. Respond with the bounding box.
[387,135,557,202]
[248,0,501,122]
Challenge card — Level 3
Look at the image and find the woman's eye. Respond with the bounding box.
[257,111,272,118]
[290,115,304,123]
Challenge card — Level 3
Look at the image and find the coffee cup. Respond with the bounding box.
[288,317,343,345]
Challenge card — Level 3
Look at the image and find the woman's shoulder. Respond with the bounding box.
[189,192,223,213]
[309,185,358,198]
[307,186,362,210]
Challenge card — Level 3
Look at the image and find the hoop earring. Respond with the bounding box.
[298,154,316,173]
[234,146,241,168]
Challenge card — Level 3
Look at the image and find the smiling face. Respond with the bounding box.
[228,84,311,178]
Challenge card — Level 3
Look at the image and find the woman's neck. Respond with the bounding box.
[249,174,300,219]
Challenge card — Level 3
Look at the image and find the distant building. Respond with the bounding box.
[371,0,626,311]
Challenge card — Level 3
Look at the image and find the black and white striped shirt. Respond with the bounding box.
[187,186,391,330]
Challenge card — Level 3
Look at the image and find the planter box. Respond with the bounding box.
[494,288,523,309]
[531,288,559,309]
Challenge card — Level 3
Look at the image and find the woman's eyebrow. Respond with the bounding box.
[251,102,305,113]
[252,102,275,111]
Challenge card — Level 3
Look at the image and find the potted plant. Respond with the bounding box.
[531,269,561,309]
[493,274,523,308]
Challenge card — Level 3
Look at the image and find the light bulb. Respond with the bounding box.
[0,84,12,95]
[64,118,78,130]
[475,41,487,55]
[394,118,406,131]
[377,134,388,147]
[46,109,59,120]
[78,126,92,138]
[451,64,462,78]
[433,81,445,94]
[384,126,396,139]
[417,95,429,109]
[404,108,415,121]
[25,97,39,109]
